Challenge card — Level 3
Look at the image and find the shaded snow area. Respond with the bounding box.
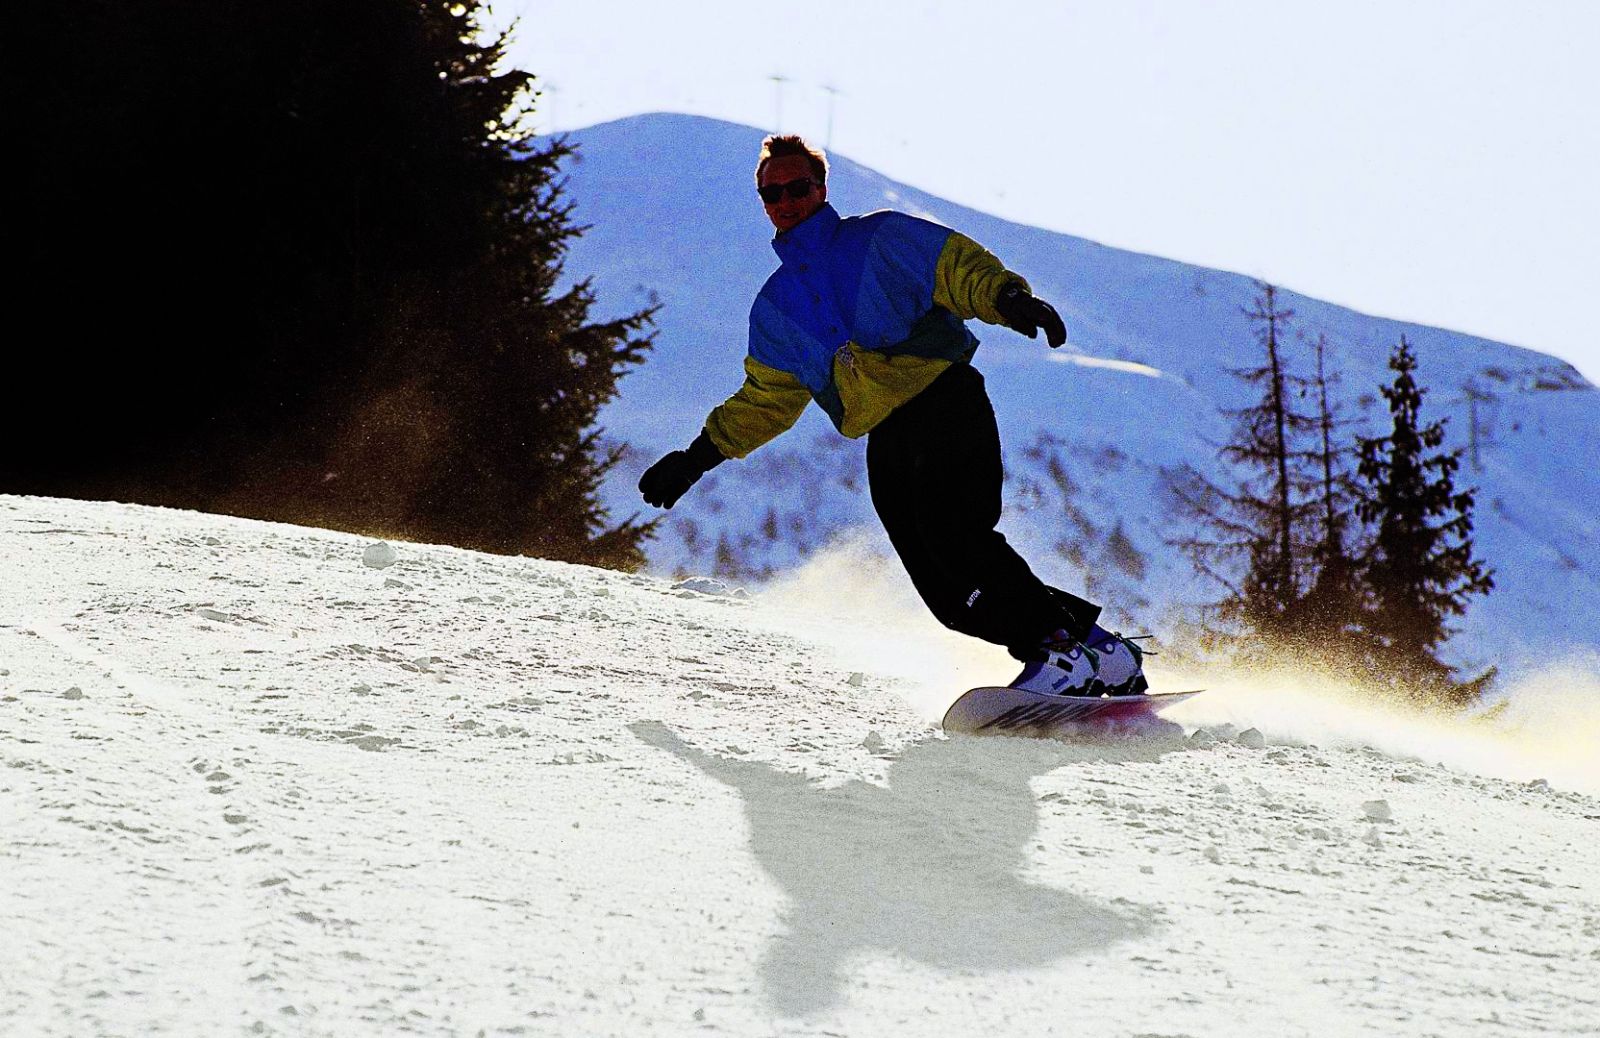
[3,496,1598,1038]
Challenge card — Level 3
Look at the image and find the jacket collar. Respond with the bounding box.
[771,203,840,264]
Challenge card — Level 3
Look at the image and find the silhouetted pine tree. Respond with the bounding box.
[1355,337,1494,705]
[1284,332,1369,660]
[15,0,653,568]
[1169,283,1319,651]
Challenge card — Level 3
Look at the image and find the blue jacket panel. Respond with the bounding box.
[751,205,978,417]
[704,203,1026,457]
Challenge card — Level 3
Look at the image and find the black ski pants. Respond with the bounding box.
[866,363,1100,659]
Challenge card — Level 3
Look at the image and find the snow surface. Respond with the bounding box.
[3,495,1598,1036]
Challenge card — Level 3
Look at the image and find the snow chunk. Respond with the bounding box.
[346,734,400,752]
[672,576,732,595]
[1362,799,1393,822]
[548,749,615,766]
[362,542,398,569]
[672,576,748,598]
[1237,728,1266,749]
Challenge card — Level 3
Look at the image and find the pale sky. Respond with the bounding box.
[488,0,1600,384]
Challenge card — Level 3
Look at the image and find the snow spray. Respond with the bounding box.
[756,529,1019,717]
[1118,658,1600,796]
[756,534,1600,796]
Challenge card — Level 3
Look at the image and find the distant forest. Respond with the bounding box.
[13,1,654,568]
[1168,284,1493,707]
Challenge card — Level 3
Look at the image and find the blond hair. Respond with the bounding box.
[756,134,828,185]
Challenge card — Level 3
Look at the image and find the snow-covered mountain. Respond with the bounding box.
[3,496,1597,1035]
[561,113,1600,675]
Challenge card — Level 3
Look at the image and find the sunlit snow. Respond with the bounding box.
[4,495,1598,1036]
[1047,352,1170,380]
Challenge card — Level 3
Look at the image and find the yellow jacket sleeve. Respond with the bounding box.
[933,232,1029,325]
[704,356,812,460]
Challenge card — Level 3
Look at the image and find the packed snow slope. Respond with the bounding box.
[560,113,1600,676]
[4,496,1598,1037]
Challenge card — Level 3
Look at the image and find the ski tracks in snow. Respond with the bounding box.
[0,496,922,1034]
[2,495,1599,1037]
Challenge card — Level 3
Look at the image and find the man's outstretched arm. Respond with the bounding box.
[933,232,1068,348]
[638,356,810,510]
[704,356,812,460]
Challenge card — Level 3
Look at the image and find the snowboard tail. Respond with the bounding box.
[943,686,1201,736]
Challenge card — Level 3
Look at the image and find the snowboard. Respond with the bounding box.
[942,686,1202,737]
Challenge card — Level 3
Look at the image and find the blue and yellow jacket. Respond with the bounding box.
[703,203,1027,459]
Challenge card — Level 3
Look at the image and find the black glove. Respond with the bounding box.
[639,429,726,509]
[995,282,1067,348]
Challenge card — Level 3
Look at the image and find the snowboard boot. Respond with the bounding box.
[1008,630,1100,697]
[1083,625,1148,696]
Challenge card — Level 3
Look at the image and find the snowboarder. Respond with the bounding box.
[639,135,1145,697]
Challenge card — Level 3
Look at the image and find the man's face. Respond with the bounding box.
[758,154,826,234]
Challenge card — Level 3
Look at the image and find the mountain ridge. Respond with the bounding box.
[555,112,1598,673]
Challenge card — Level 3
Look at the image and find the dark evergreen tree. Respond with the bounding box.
[1168,283,1318,650]
[1285,332,1369,658]
[15,1,652,568]
[1355,337,1494,704]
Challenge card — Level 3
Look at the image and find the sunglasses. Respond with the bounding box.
[758,177,818,204]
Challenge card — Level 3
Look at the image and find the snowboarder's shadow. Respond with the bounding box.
[631,720,1179,1017]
